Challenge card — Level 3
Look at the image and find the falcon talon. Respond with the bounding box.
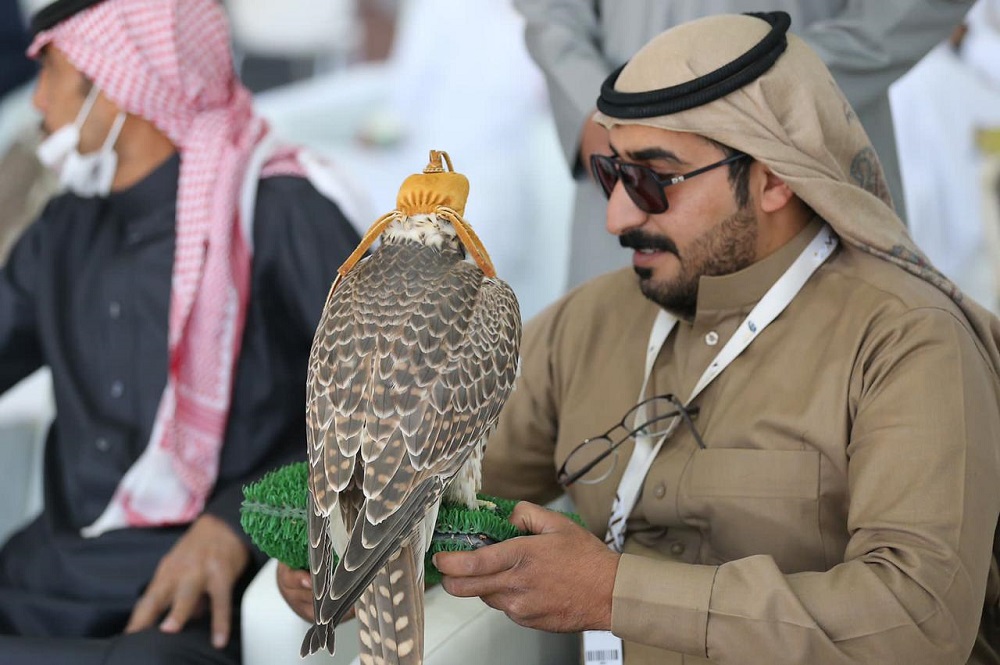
[430,533,499,549]
[475,498,499,513]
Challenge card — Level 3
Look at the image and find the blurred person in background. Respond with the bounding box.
[515,0,979,291]
[359,0,551,314]
[891,0,1000,314]
[270,0,561,319]
[0,0,364,663]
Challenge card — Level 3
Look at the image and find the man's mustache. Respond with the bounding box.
[619,229,679,256]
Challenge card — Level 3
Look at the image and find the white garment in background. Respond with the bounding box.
[367,0,554,314]
[256,0,573,320]
[891,0,1000,314]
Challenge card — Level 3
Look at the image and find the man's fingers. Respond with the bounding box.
[277,563,311,590]
[433,539,520,577]
[295,597,317,623]
[440,571,509,599]
[159,578,202,634]
[509,501,568,535]
[126,587,170,634]
[206,573,233,649]
[276,563,316,623]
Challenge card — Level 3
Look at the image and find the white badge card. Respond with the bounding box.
[583,630,624,665]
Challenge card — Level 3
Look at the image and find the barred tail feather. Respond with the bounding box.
[371,541,425,664]
[357,585,387,665]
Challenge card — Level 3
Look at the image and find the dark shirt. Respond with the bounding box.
[0,153,361,637]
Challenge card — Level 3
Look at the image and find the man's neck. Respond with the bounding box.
[754,198,813,262]
[111,117,177,192]
[691,216,826,318]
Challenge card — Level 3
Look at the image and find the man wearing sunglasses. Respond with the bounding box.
[515,0,977,293]
[433,12,1000,665]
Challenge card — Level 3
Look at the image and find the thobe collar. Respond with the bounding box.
[104,152,179,222]
[692,216,826,321]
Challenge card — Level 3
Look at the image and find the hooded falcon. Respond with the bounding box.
[302,151,522,663]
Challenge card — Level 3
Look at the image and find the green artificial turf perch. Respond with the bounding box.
[240,461,584,586]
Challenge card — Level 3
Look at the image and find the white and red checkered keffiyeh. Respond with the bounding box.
[29,0,365,536]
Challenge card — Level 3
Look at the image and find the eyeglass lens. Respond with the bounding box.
[561,437,618,485]
[591,154,669,214]
[622,395,688,437]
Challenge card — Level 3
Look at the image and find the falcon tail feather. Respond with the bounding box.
[301,621,334,659]
[323,478,441,627]
[360,541,425,664]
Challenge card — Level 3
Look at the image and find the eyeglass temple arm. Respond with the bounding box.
[672,152,750,184]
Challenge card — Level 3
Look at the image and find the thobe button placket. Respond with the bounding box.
[705,331,719,346]
[110,380,124,398]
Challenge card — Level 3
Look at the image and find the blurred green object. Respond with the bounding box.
[240,461,583,585]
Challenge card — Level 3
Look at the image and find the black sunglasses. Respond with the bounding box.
[590,151,750,214]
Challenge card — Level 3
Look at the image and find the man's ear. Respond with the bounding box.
[755,164,796,214]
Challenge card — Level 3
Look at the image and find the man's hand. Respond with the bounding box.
[434,501,620,633]
[579,111,612,182]
[125,514,250,649]
[276,562,314,623]
[277,563,357,625]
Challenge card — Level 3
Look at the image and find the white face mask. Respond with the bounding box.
[37,86,127,197]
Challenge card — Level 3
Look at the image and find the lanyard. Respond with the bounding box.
[603,224,838,552]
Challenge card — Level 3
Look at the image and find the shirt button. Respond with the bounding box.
[95,437,110,452]
[653,483,666,499]
[670,542,686,556]
[109,301,121,319]
[110,381,124,398]
[705,331,720,346]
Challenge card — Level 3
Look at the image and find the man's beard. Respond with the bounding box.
[621,207,759,317]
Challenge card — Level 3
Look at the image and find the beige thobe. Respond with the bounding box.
[483,221,1000,664]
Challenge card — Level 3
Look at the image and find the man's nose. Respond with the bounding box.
[605,180,648,237]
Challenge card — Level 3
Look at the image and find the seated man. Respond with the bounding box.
[428,12,998,665]
[0,0,364,663]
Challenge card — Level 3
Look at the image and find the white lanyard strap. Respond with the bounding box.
[603,308,678,549]
[604,225,838,552]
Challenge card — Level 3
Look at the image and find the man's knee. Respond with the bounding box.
[104,627,240,665]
